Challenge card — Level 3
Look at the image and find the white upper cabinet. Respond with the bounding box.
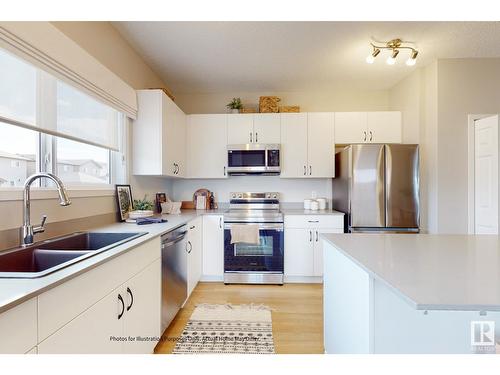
[227,113,280,144]
[253,114,281,143]
[334,112,368,144]
[227,114,254,144]
[133,89,186,177]
[280,113,335,178]
[307,112,335,178]
[280,113,309,178]
[335,111,402,144]
[186,114,228,179]
[367,111,402,144]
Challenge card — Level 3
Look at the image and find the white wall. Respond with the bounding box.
[171,177,332,203]
[175,89,389,114]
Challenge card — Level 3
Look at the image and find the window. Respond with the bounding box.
[56,137,111,185]
[0,122,38,187]
[0,46,126,189]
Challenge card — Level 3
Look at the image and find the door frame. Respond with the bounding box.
[467,114,498,234]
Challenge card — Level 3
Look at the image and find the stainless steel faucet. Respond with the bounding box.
[20,173,71,246]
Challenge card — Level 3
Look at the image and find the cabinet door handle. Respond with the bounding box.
[250,132,253,143]
[304,165,306,175]
[173,163,176,174]
[126,287,134,311]
[316,231,319,242]
[255,132,258,143]
[363,131,367,142]
[219,217,222,229]
[309,165,312,175]
[309,230,312,242]
[118,294,125,319]
[224,166,226,176]
[186,240,192,254]
[308,220,319,223]
[369,131,373,142]
[190,225,195,230]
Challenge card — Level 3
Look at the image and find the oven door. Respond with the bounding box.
[224,222,284,273]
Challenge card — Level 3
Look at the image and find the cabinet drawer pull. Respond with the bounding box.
[308,220,320,223]
[309,165,312,175]
[316,231,319,242]
[126,287,134,311]
[190,225,195,230]
[118,294,125,319]
[369,131,373,142]
[304,165,306,175]
[309,230,312,242]
[250,132,253,143]
[255,132,258,143]
[363,131,367,142]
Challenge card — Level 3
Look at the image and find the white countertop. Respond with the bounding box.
[322,233,500,311]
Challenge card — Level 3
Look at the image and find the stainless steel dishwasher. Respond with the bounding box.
[161,225,188,332]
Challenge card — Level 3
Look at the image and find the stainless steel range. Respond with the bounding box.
[223,192,284,285]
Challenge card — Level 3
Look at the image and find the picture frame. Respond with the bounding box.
[115,184,133,221]
[156,192,167,213]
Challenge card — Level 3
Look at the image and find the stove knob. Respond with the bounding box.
[273,194,277,199]
[232,193,236,198]
[238,194,242,198]
[266,193,270,198]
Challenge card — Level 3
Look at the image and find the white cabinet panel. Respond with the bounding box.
[122,259,161,354]
[202,215,224,280]
[0,298,37,354]
[187,217,203,295]
[280,113,308,178]
[186,114,228,178]
[313,228,344,276]
[307,112,335,177]
[253,114,281,143]
[334,112,368,144]
[367,111,402,144]
[38,289,124,354]
[284,228,314,277]
[227,114,254,144]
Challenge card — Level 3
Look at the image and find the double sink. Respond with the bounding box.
[0,231,147,279]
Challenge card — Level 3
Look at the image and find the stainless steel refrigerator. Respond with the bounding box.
[332,144,419,233]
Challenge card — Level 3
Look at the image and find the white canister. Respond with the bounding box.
[310,200,320,211]
[316,198,327,210]
[304,199,313,210]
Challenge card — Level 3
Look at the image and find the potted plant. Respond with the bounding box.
[226,97,243,114]
[129,195,155,219]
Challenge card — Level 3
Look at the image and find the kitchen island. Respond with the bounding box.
[322,234,500,354]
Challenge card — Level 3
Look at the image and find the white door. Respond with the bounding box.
[284,228,314,277]
[187,217,203,296]
[202,215,224,279]
[253,114,281,143]
[122,259,161,354]
[227,114,254,144]
[474,115,499,234]
[38,290,124,354]
[334,112,367,144]
[367,111,402,144]
[280,113,308,178]
[186,114,228,178]
[307,112,335,177]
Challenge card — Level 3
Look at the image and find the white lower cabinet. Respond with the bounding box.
[0,298,37,354]
[202,215,224,281]
[187,217,203,296]
[284,215,344,280]
[37,238,161,354]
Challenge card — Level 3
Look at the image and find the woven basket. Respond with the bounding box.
[259,96,281,113]
[279,105,300,113]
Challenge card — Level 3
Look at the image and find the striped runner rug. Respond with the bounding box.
[172,304,275,354]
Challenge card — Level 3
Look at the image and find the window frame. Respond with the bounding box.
[0,54,128,195]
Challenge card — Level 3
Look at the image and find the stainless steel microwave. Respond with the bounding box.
[227,144,281,175]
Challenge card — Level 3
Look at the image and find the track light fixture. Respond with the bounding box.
[366,38,418,66]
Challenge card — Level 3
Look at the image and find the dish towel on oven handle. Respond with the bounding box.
[230,224,260,245]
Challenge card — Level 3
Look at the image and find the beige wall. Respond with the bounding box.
[436,58,500,233]
[175,89,390,114]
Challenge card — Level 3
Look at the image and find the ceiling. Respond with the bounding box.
[113,21,500,94]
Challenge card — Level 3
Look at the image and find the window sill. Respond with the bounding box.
[0,186,115,202]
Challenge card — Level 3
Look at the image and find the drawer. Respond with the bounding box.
[0,298,37,354]
[38,236,160,341]
[284,215,344,229]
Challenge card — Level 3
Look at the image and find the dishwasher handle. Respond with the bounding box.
[161,231,188,248]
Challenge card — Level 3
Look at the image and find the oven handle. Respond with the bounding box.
[224,223,284,231]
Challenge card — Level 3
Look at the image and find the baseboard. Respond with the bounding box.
[284,276,323,284]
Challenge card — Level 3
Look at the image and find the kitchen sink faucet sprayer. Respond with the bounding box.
[21,173,71,246]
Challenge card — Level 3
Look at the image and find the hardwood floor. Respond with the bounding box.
[154,282,324,354]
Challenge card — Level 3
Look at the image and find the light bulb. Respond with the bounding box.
[406,58,416,66]
[366,55,375,64]
[386,57,396,65]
